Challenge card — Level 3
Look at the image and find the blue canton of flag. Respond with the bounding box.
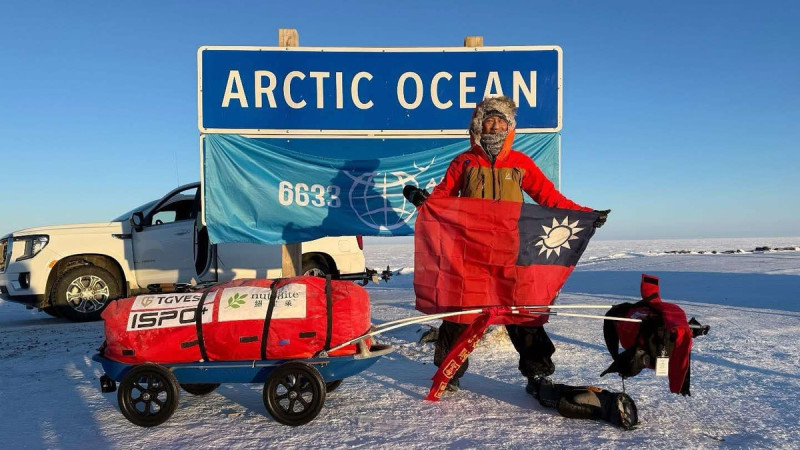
[516,205,599,267]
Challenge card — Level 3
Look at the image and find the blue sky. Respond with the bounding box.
[1,0,798,240]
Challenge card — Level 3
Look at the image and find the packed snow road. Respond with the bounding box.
[1,237,798,449]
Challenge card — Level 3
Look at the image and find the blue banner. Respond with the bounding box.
[202,134,560,244]
[198,46,561,135]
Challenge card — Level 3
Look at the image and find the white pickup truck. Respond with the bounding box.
[0,182,366,322]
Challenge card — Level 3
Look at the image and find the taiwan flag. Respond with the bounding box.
[414,197,601,325]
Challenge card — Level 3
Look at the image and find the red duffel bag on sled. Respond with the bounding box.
[101,276,371,365]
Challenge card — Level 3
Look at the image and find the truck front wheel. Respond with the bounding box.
[53,265,121,322]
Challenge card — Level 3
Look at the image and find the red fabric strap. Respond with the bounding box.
[426,307,511,401]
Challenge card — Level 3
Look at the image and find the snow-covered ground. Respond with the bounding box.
[1,237,799,449]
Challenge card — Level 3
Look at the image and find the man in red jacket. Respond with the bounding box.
[428,95,608,394]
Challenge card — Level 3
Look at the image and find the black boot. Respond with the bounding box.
[532,382,639,430]
[600,391,638,430]
[445,378,460,392]
[525,375,552,398]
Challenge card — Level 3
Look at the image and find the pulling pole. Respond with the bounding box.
[370,304,617,331]
[552,311,641,322]
[324,307,642,355]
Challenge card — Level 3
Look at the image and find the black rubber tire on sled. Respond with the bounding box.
[117,364,180,427]
[325,379,343,393]
[180,383,220,396]
[263,362,326,426]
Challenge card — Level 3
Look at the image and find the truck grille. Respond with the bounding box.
[0,238,8,273]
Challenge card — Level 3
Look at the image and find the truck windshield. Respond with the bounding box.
[112,200,158,222]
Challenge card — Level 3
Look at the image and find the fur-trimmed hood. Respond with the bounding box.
[469,96,518,161]
[469,96,518,142]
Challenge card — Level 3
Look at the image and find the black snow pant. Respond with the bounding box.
[434,320,556,381]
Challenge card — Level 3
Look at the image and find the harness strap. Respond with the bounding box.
[324,275,333,351]
[194,290,212,362]
[260,279,283,360]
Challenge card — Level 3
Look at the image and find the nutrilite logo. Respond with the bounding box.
[225,293,247,309]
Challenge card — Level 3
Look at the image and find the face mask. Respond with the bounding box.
[480,131,507,157]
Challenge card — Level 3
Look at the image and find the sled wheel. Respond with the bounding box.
[263,362,326,426]
[180,383,220,396]
[325,379,343,393]
[117,364,180,427]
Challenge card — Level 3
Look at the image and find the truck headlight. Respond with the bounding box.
[15,235,49,261]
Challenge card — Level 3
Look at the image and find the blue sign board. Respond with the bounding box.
[198,46,562,135]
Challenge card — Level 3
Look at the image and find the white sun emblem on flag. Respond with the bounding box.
[533,217,585,258]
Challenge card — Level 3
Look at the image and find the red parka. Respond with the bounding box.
[430,129,591,212]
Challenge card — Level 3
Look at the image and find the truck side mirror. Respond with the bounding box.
[129,212,145,232]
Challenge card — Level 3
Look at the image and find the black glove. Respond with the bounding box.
[403,185,430,207]
[593,209,611,228]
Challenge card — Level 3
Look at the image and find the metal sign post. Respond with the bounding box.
[278,28,302,277]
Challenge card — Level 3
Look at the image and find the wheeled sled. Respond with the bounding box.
[94,343,392,427]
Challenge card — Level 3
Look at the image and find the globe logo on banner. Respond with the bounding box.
[346,159,434,230]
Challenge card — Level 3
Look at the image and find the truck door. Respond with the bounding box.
[131,186,198,286]
[191,185,282,281]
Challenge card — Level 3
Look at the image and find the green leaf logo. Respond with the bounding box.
[226,293,248,309]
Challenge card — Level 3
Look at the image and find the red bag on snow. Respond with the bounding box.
[601,274,694,395]
[101,276,371,365]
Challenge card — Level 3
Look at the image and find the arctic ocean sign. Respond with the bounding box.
[198,46,562,135]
